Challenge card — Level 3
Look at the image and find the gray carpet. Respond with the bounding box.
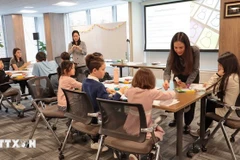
[0,98,240,160]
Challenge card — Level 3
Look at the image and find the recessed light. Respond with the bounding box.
[53,1,77,6]
[24,6,34,9]
[20,10,37,13]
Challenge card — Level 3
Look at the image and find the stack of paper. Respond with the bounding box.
[153,99,179,107]
[189,83,206,91]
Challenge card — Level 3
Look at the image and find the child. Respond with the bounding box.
[0,59,25,110]
[84,52,112,82]
[82,53,125,150]
[57,51,70,78]
[57,60,82,112]
[124,68,175,159]
[190,52,240,137]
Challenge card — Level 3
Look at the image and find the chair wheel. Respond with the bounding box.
[187,150,194,158]
[230,137,235,143]
[25,142,29,148]
[18,112,24,118]
[58,144,62,151]
[59,154,64,160]
[201,146,207,152]
[52,126,57,130]
[81,135,87,142]
[5,108,8,113]
[31,119,36,122]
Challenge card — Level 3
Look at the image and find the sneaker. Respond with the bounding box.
[154,115,167,125]
[90,142,108,152]
[183,125,191,134]
[168,120,176,127]
[129,154,138,160]
[13,103,26,110]
[190,129,200,137]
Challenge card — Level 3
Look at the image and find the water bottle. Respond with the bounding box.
[113,67,119,84]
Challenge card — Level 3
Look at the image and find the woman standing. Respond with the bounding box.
[163,32,200,134]
[68,30,87,66]
[10,48,30,94]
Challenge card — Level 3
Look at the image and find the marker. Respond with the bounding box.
[174,77,180,82]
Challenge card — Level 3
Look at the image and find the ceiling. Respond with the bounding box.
[0,0,158,15]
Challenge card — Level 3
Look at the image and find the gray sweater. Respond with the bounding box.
[68,41,87,66]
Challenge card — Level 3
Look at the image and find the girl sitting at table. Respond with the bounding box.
[82,53,126,151]
[123,68,175,160]
[10,48,31,95]
[190,52,240,137]
[57,60,82,112]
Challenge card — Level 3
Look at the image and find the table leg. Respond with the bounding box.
[119,67,123,77]
[200,96,206,145]
[176,109,184,160]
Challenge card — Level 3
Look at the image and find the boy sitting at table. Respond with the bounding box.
[0,59,25,110]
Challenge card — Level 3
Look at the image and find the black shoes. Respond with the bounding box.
[168,120,176,127]
[183,125,190,134]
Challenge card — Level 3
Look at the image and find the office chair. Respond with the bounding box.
[27,76,57,124]
[27,76,64,146]
[96,98,163,160]
[55,56,62,67]
[59,89,99,160]
[1,57,11,70]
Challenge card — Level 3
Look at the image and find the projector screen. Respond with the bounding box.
[144,0,220,51]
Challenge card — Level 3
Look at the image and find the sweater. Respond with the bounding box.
[82,78,121,112]
[0,70,11,92]
[57,76,82,107]
[123,87,175,140]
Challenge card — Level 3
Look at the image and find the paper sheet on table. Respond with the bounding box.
[126,62,143,65]
[189,83,206,91]
[11,73,23,78]
[153,99,179,107]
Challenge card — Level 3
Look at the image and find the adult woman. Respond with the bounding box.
[190,52,240,136]
[10,48,30,94]
[163,32,200,134]
[68,30,87,66]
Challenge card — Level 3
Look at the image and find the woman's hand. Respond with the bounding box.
[177,81,187,88]
[76,46,82,51]
[163,80,169,90]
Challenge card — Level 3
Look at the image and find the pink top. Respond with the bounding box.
[57,76,82,107]
[124,87,175,140]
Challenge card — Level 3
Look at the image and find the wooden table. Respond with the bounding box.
[154,91,209,160]
[111,62,166,77]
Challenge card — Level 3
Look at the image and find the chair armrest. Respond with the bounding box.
[88,112,99,118]
[0,81,14,86]
[141,124,159,143]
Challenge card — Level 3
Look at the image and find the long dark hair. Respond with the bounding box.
[13,48,23,62]
[71,30,81,46]
[168,32,193,75]
[214,52,240,101]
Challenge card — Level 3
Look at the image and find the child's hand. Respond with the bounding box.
[163,80,169,90]
[203,83,208,87]
[106,88,115,94]
[119,86,128,94]
[6,72,12,76]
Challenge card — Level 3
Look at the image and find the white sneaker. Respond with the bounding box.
[90,142,108,152]
[129,154,138,160]
[13,103,26,110]
[189,129,200,137]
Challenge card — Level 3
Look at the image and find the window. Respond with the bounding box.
[0,16,6,57]
[23,16,38,62]
[69,11,87,26]
[117,3,128,22]
[91,6,112,24]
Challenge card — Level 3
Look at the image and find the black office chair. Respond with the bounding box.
[202,96,240,160]
[74,65,87,82]
[59,89,99,160]
[55,56,62,67]
[27,76,57,123]
[1,57,11,70]
[96,98,163,160]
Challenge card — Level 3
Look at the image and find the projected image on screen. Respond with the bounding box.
[144,0,220,50]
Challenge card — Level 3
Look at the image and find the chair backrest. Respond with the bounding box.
[62,88,94,124]
[75,65,87,82]
[235,94,240,117]
[27,76,56,99]
[48,73,59,91]
[97,98,147,143]
[1,57,11,70]
[55,56,62,67]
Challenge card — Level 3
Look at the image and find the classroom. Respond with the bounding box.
[0,0,240,160]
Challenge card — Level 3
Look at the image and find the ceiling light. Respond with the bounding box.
[20,10,37,13]
[24,6,34,9]
[53,1,77,6]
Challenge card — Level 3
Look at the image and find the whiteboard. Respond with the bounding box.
[72,22,127,60]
